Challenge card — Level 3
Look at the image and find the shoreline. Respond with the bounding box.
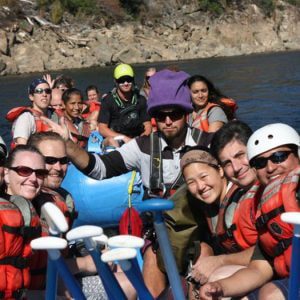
[0,3,300,76]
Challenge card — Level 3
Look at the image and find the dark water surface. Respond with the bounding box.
[0,50,299,145]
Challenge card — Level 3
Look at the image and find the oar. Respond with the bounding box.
[66,225,127,300]
[137,198,185,300]
[41,202,69,300]
[102,247,153,300]
[281,212,300,300]
[31,236,85,299]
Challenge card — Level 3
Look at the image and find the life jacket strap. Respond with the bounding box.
[2,224,41,239]
[218,224,237,241]
[256,205,285,230]
[0,256,29,269]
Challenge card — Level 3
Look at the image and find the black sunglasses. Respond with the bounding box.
[154,110,185,122]
[116,76,134,84]
[45,156,69,165]
[250,150,294,170]
[9,166,49,179]
[34,88,52,94]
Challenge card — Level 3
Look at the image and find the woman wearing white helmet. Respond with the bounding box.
[199,123,300,300]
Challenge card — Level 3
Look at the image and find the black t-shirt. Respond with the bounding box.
[98,90,150,137]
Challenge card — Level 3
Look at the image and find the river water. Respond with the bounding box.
[0,50,299,146]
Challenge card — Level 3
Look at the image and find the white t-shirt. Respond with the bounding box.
[12,112,36,140]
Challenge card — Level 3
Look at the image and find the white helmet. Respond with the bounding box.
[247,123,300,161]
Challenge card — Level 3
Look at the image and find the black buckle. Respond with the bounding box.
[274,238,292,256]
[256,214,268,229]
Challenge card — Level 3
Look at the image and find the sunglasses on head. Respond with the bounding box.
[154,110,185,122]
[45,156,69,165]
[9,166,49,179]
[250,150,294,170]
[34,88,52,94]
[116,76,134,84]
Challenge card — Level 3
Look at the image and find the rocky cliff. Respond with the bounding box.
[0,0,299,75]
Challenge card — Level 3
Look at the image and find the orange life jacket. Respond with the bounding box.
[6,106,58,149]
[0,195,41,299]
[29,189,75,290]
[207,182,260,253]
[190,98,237,132]
[256,167,300,278]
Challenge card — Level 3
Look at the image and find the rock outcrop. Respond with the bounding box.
[0,1,300,75]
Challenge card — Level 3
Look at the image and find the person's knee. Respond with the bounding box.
[258,282,285,300]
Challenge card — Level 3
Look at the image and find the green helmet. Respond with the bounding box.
[114,64,134,80]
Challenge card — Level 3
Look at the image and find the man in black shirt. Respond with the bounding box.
[98,63,152,143]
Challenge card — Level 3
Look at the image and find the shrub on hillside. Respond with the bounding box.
[198,0,225,16]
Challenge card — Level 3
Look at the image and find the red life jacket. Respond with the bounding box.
[82,100,101,120]
[29,189,75,290]
[6,106,58,149]
[207,182,260,253]
[190,98,237,132]
[256,167,300,278]
[0,195,41,299]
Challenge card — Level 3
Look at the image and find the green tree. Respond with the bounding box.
[50,0,64,24]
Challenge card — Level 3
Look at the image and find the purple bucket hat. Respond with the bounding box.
[147,69,193,116]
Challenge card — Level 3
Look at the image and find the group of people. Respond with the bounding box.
[0,63,299,300]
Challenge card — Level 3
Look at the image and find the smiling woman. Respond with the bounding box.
[0,145,43,298]
[4,145,47,200]
[61,87,91,147]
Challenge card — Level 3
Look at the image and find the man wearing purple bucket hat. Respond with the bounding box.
[43,68,214,297]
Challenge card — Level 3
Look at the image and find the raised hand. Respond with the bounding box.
[43,74,55,89]
[41,116,70,141]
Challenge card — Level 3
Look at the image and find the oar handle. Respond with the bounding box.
[41,202,69,235]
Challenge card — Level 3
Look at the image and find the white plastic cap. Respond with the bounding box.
[247,123,300,161]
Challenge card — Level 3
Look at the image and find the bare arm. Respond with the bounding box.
[199,259,274,299]
[98,122,126,138]
[207,121,225,133]
[192,246,254,284]
[14,137,28,145]
[65,139,90,170]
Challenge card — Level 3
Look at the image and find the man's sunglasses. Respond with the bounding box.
[45,156,69,165]
[34,88,52,94]
[154,110,185,122]
[116,76,134,84]
[9,166,49,179]
[250,150,293,170]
